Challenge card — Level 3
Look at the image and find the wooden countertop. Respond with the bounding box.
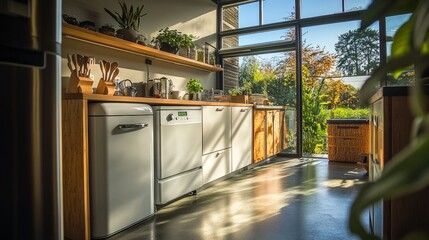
[254,105,286,110]
[63,93,254,107]
[327,119,369,124]
[370,86,429,103]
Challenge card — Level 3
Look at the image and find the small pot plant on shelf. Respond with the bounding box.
[152,27,197,55]
[186,78,203,100]
[229,82,251,103]
[104,1,147,42]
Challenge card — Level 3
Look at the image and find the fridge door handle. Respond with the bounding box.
[118,123,149,130]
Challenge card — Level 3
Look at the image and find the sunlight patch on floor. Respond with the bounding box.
[323,179,361,188]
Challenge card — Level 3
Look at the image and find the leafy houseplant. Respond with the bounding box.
[152,28,197,54]
[349,0,429,239]
[104,1,147,42]
[186,78,203,100]
[229,86,249,103]
[228,86,243,97]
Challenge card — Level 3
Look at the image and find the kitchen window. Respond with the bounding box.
[301,0,371,18]
[221,0,295,31]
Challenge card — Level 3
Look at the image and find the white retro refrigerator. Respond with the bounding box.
[0,0,63,239]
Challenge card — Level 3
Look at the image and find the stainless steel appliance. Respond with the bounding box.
[1,1,62,239]
[88,103,155,239]
[153,106,203,205]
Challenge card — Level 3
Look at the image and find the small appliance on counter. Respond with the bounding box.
[115,79,137,96]
[202,89,225,101]
[144,77,174,98]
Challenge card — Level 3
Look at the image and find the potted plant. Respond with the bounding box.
[152,27,197,54]
[229,85,250,103]
[186,78,203,100]
[179,33,198,58]
[104,1,147,42]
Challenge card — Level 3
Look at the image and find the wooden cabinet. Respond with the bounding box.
[231,107,253,171]
[253,110,266,163]
[369,87,429,240]
[327,119,369,163]
[253,108,284,163]
[62,95,251,240]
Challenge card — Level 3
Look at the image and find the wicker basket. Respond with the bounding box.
[327,119,369,163]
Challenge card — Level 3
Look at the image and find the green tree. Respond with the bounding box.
[238,56,265,94]
[335,28,380,76]
[322,79,359,111]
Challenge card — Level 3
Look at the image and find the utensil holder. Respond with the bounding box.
[95,79,115,95]
[66,71,93,94]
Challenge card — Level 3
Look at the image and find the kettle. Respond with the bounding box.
[115,79,137,97]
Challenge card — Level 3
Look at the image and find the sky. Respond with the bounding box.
[230,1,410,89]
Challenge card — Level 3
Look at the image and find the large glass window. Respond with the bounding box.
[223,52,297,154]
[222,27,294,49]
[263,0,295,23]
[301,21,376,155]
[344,0,371,12]
[219,0,412,157]
[222,0,295,31]
[301,0,342,18]
[386,14,413,86]
[222,1,259,31]
[301,0,369,18]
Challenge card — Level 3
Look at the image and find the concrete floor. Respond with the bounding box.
[108,157,369,240]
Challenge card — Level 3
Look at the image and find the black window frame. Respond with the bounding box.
[216,0,406,158]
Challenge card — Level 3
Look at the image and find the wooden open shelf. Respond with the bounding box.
[62,23,224,72]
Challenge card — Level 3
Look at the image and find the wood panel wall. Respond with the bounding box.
[62,99,90,240]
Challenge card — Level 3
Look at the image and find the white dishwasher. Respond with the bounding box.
[153,106,203,205]
[88,103,154,239]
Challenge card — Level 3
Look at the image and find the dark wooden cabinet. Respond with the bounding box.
[369,87,429,240]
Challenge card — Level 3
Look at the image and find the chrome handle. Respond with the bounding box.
[118,123,149,130]
[240,108,247,112]
[216,108,224,112]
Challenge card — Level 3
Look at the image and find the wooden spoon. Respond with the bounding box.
[87,57,95,77]
[104,61,111,81]
[83,56,88,77]
[109,62,119,81]
[66,54,75,72]
[110,68,119,82]
[72,54,77,73]
[99,60,106,80]
[77,54,84,76]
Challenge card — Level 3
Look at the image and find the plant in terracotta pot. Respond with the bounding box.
[229,86,249,103]
[186,78,203,100]
[104,1,147,42]
[152,27,197,54]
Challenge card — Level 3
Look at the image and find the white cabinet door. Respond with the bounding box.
[232,107,253,171]
[202,148,232,184]
[202,106,231,155]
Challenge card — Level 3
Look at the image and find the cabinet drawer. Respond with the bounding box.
[202,148,232,184]
[203,106,231,154]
